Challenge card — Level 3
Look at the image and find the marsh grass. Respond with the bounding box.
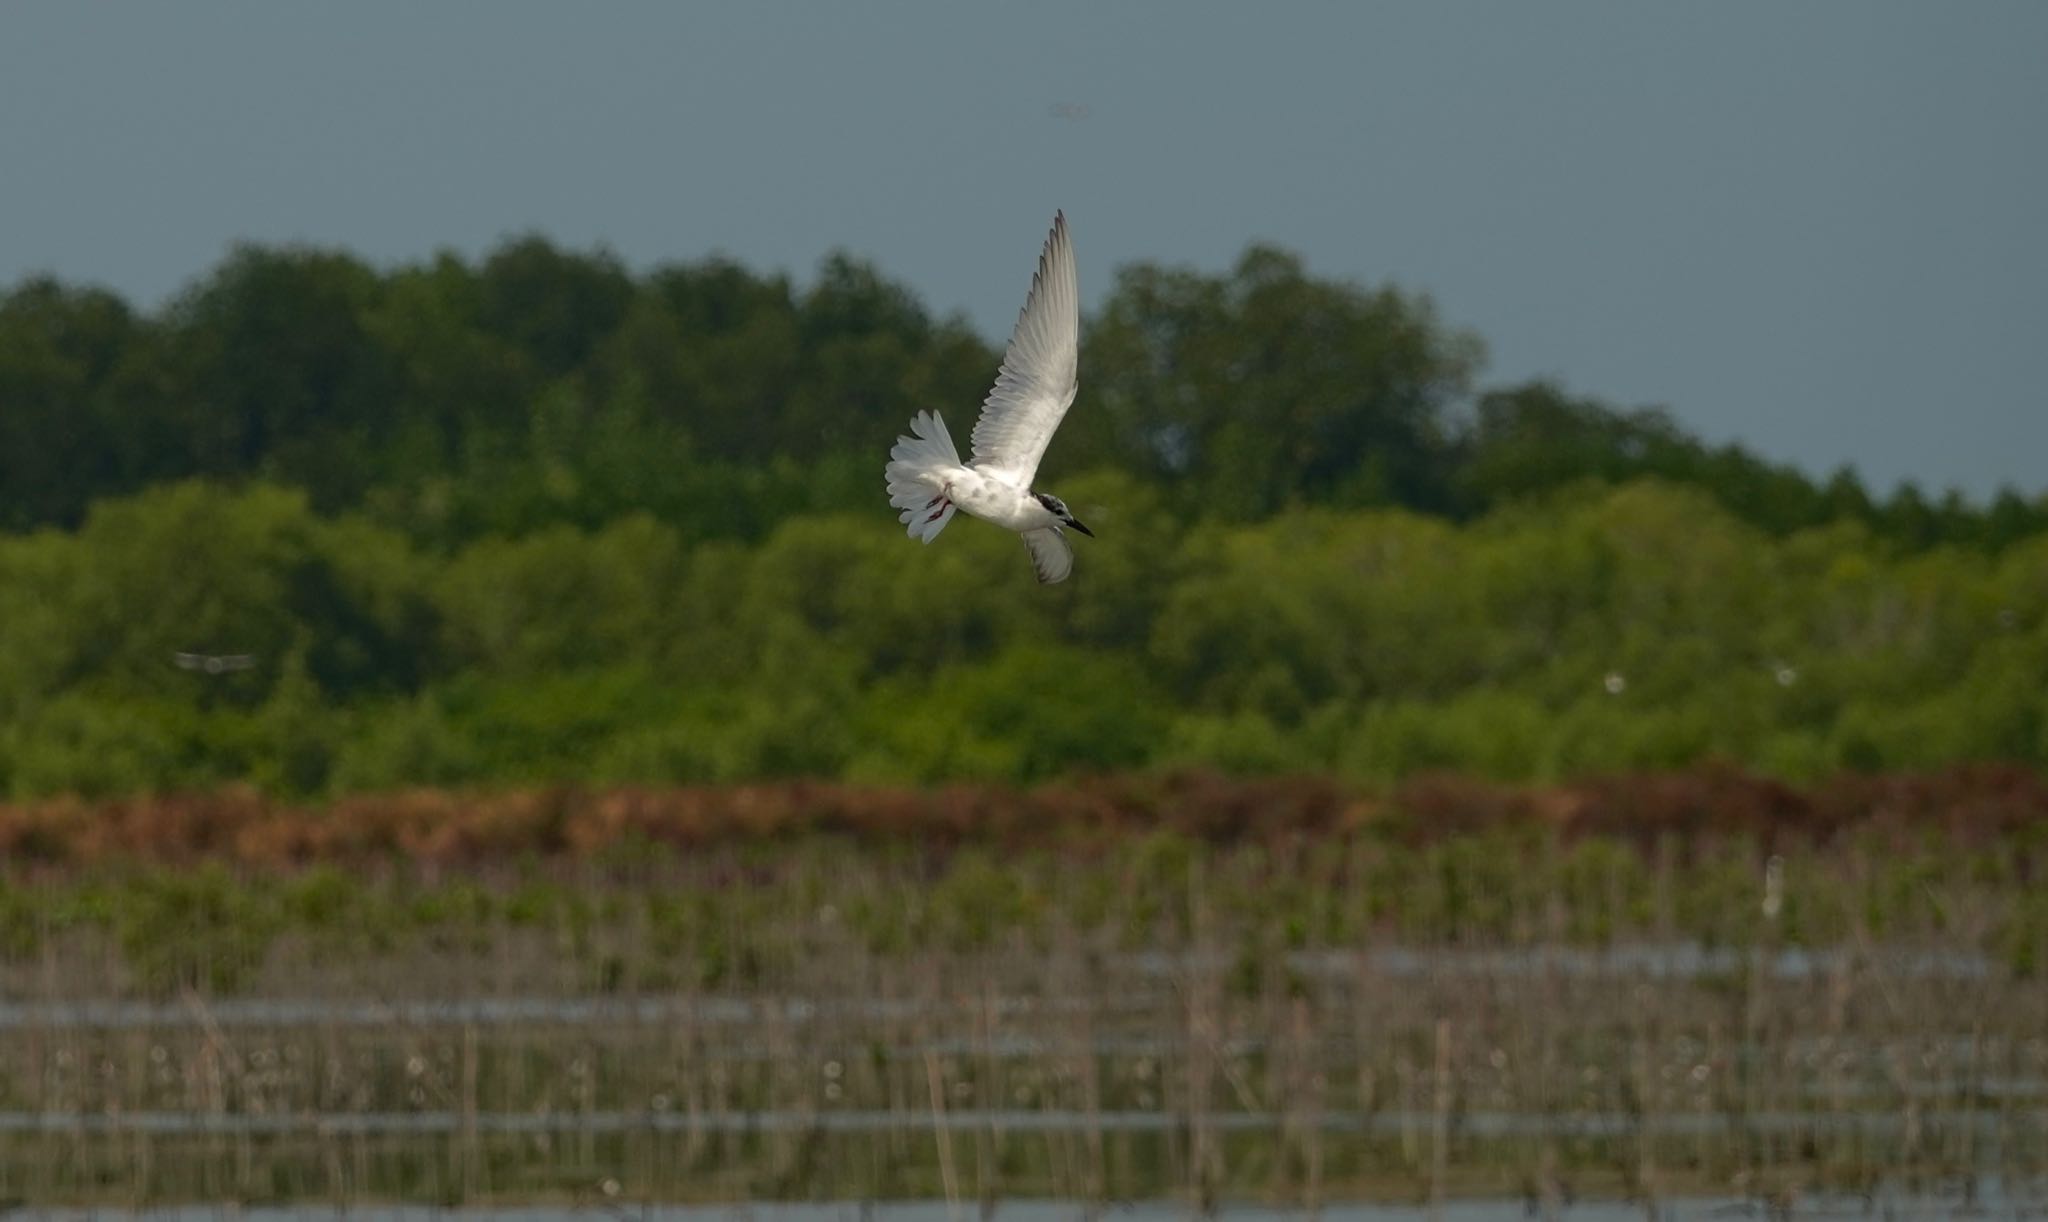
[0,787,2044,1208]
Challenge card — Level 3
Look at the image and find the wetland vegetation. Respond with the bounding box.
[2,770,2045,1208]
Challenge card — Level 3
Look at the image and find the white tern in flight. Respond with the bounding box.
[885,211,1091,583]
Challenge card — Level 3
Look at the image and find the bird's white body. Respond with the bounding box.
[885,211,1090,584]
[931,461,1060,533]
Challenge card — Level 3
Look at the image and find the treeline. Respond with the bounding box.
[5,236,2045,799]
[4,237,2044,549]
[1,477,2044,798]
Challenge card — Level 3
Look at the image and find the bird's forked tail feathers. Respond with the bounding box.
[886,410,963,543]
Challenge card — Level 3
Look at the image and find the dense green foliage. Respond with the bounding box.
[1,476,2044,797]
[3,236,2044,798]
[5,237,2042,544]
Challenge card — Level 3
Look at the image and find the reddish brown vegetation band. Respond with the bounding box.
[0,765,2043,870]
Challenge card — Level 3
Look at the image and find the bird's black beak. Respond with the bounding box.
[1067,519,1094,538]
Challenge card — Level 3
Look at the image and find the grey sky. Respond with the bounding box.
[4,3,2043,498]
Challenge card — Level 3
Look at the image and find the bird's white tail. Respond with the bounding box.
[886,410,963,543]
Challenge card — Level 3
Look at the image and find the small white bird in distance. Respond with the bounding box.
[885,211,1092,584]
[174,652,257,675]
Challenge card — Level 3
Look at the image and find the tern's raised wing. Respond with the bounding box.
[969,211,1078,487]
[1020,527,1074,584]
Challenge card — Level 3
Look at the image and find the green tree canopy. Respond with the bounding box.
[2,235,2042,549]
[1,477,2043,798]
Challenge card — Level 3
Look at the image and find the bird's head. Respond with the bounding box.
[1035,492,1094,537]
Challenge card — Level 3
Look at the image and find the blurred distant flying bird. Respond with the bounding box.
[175,652,256,674]
[885,211,1092,584]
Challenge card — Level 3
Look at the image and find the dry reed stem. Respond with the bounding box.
[925,1045,961,1222]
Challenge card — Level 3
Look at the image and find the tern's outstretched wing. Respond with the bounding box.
[969,211,1078,487]
[1020,527,1073,584]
